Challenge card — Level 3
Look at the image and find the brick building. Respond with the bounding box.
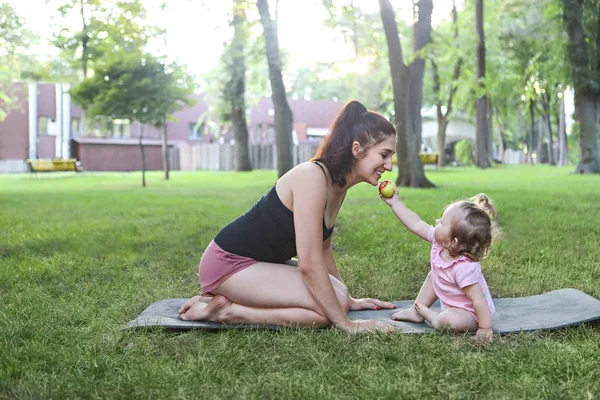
[0,82,344,172]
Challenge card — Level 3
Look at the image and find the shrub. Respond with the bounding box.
[455,139,474,165]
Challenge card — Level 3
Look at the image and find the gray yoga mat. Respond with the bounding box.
[125,288,600,334]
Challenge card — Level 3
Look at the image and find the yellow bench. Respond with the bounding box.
[392,153,439,168]
[26,158,83,173]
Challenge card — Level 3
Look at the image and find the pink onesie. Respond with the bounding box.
[427,227,495,322]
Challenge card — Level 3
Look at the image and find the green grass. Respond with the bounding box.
[1,166,599,399]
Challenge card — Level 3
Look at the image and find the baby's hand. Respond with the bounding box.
[379,188,400,207]
[474,327,494,343]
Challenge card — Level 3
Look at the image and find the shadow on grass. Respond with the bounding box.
[0,238,68,259]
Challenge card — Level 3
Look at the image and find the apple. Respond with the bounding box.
[379,180,396,198]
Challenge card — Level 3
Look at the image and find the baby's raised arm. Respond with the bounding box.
[380,188,431,241]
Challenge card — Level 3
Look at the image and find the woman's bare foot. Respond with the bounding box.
[413,302,438,323]
[178,295,212,315]
[391,305,425,323]
[179,295,232,322]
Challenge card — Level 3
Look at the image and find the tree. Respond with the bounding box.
[201,4,269,145]
[321,0,396,107]
[379,0,434,187]
[474,0,493,168]
[496,0,571,165]
[430,0,462,167]
[71,52,195,185]
[257,0,294,178]
[0,3,35,120]
[50,0,161,133]
[228,0,252,171]
[557,89,568,166]
[561,0,600,173]
[151,63,196,180]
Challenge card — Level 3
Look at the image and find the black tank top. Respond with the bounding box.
[214,162,334,263]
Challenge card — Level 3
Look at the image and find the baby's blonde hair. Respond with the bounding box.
[447,193,498,261]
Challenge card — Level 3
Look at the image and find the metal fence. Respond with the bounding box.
[179,142,321,171]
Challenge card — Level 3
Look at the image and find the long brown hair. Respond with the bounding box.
[311,100,396,187]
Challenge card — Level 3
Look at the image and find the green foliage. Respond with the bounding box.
[561,0,600,96]
[0,2,36,119]
[201,1,268,127]
[49,0,162,77]
[568,121,581,165]
[20,58,81,83]
[70,52,195,126]
[317,2,411,112]
[423,0,572,154]
[455,139,474,165]
[0,167,599,397]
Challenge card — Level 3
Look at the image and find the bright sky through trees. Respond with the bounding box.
[7,0,465,78]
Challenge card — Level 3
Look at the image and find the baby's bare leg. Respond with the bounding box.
[415,304,478,332]
[392,272,437,323]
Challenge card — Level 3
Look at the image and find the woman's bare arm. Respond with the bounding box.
[292,165,352,328]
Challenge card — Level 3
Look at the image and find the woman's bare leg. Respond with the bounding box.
[414,304,478,332]
[392,271,437,323]
[179,262,350,327]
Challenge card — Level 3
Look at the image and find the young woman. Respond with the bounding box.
[179,100,397,333]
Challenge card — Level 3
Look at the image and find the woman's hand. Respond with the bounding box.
[349,296,396,311]
[338,319,396,334]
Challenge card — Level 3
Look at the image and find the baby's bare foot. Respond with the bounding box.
[391,306,424,323]
[178,295,212,314]
[179,295,232,322]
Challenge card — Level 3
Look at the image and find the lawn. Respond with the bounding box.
[1,166,599,399]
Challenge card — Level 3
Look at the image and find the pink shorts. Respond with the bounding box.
[198,240,257,295]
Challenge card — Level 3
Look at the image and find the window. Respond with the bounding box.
[111,119,130,138]
[89,118,112,138]
[71,118,81,137]
[189,122,205,139]
[265,124,274,142]
[38,117,54,135]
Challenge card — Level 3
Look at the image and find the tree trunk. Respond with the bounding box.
[436,114,448,168]
[487,100,494,160]
[494,107,506,162]
[558,91,568,166]
[406,0,434,188]
[379,0,411,186]
[574,93,600,173]
[433,1,461,169]
[537,117,544,163]
[257,0,293,177]
[562,0,600,173]
[379,0,434,188]
[79,0,88,136]
[543,94,555,165]
[528,99,535,165]
[497,122,505,163]
[475,0,492,168]
[231,0,252,172]
[139,123,146,187]
[161,117,169,180]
